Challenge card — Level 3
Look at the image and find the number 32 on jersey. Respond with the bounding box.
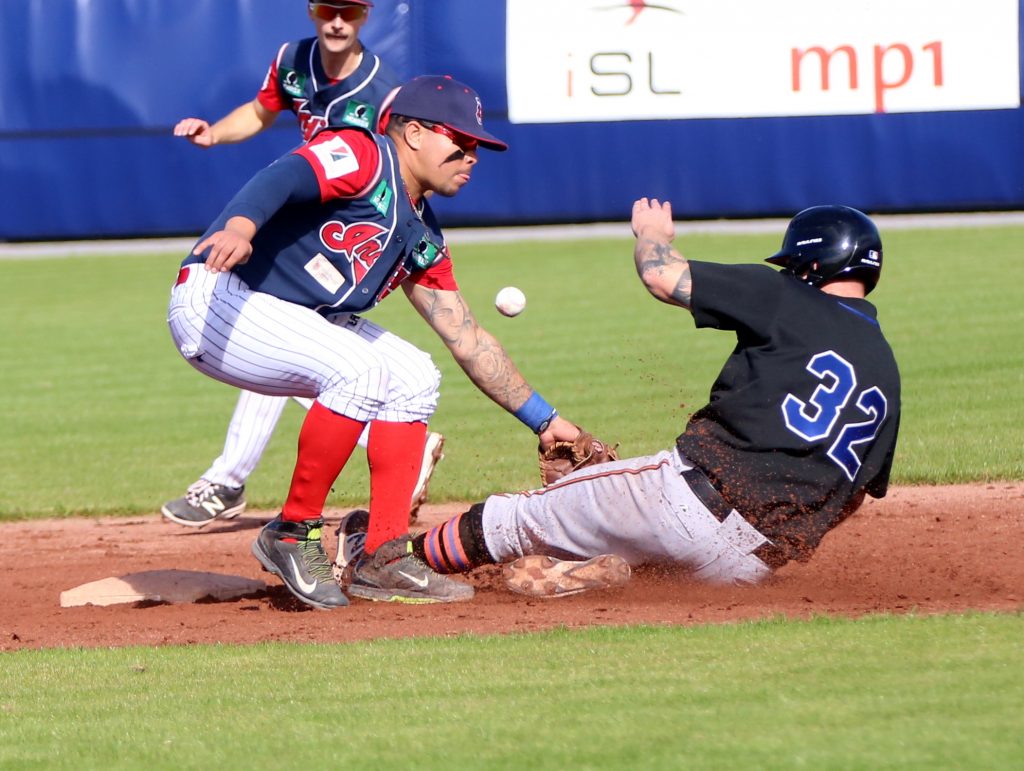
[782,350,889,481]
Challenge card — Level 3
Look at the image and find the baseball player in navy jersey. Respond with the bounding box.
[168,75,583,609]
[173,1,395,147]
[338,200,901,598]
[166,1,445,527]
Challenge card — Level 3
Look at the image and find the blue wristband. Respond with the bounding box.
[514,392,558,434]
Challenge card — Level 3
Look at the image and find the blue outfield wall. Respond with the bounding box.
[1,0,1023,240]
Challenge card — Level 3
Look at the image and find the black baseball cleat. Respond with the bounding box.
[252,515,348,609]
[348,536,474,604]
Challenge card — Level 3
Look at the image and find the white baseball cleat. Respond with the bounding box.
[409,432,445,523]
[332,508,369,585]
[503,554,631,598]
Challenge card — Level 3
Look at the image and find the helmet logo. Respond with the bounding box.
[796,237,823,246]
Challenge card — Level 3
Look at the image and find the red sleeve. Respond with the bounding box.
[408,252,459,291]
[256,45,288,113]
[293,129,381,202]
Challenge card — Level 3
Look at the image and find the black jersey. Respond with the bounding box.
[676,261,901,563]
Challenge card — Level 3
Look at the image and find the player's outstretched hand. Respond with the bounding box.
[173,118,215,147]
[538,415,584,451]
[194,218,256,273]
[631,197,675,241]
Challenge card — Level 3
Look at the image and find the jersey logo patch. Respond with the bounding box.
[368,180,393,218]
[304,253,346,294]
[341,100,377,130]
[280,68,307,98]
[319,221,389,284]
[309,136,360,179]
[412,238,443,269]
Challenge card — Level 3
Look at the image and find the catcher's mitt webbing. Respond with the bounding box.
[539,431,620,486]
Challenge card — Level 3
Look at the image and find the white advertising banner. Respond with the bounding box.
[506,0,1020,123]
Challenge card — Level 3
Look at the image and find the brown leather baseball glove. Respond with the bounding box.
[539,430,620,486]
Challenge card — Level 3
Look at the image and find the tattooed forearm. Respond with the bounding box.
[456,330,533,410]
[635,238,680,276]
[418,288,473,347]
[669,261,693,307]
[411,285,533,411]
[634,235,692,308]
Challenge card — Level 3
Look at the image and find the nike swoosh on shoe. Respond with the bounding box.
[398,571,429,588]
[288,555,318,593]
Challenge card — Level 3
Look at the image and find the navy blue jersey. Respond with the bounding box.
[677,261,901,562]
[257,40,400,141]
[184,128,456,315]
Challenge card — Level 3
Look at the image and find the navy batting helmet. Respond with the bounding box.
[766,205,883,294]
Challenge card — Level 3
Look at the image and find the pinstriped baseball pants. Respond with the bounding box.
[167,267,441,424]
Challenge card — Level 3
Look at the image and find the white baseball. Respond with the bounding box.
[495,286,526,317]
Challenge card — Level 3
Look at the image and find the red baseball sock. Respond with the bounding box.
[282,401,365,522]
[364,420,427,553]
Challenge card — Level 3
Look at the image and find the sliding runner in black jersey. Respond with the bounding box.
[352,202,901,598]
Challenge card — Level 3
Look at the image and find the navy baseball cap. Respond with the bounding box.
[390,75,508,152]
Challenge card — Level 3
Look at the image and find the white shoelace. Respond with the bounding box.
[184,479,218,505]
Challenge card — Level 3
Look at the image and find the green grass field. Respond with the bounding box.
[2,614,1021,769]
[2,223,1022,768]
[1,224,1021,518]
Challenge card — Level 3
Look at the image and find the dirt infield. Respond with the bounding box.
[2,483,1021,651]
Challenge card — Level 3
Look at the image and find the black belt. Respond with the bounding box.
[680,468,787,568]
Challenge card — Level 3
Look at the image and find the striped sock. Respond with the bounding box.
[414,503,492,574]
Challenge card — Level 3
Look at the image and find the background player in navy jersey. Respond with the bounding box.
[173,1,393,147]
[168,75,583,609]
[167,1,445,527]
[347,200,902,598]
